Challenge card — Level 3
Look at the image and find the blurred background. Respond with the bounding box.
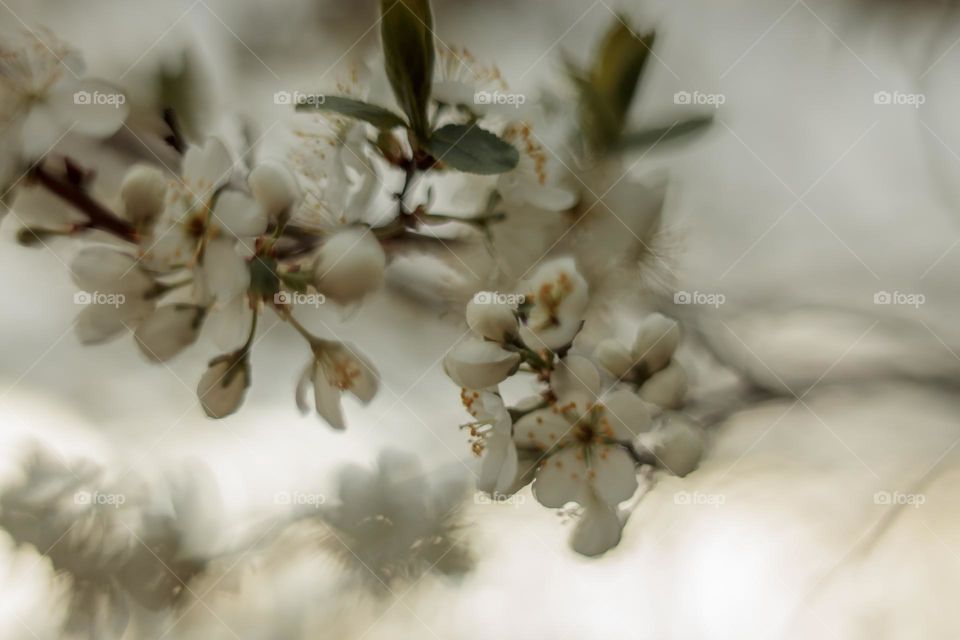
[2,0,960,638]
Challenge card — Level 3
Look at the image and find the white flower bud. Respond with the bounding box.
[632,313,680,374]
[249,161,300,221]
[135,304,204,362]
[120,165,167,229]
[314,227,386,305]
[465,293,518,342]
[198,356,250,418]
[653,415,704,477]
[443,338,521,390]
[638,360,687,409]
[593,339,633,378]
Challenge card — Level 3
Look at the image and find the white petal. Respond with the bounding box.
[571,490,623,557]
[443,339,520,390]
[550,354,602,412]
[313,365,346,430]
[653,415,704,477]
[325,343,380,404]
[465,293,517,342]
[71,247,152,294]
[183,138,233,194]
[532,447,588,508]
[212,190,267,239]
[202,237,250,301]
[121,165,167,228]
[50,79,128,139]
[513,408,569,451]
[601,389,652,440]
[294,363,313,414]
[632,313,680,374]
[638,361,687,409]
[205,294,251,352]
[590,445,637,507]
[140,223,196,270]
[74,298,153,345]
[594,339,634,378]
[314,228,386,305]
[479,430,519,494]
[134,304,204,362]
[248,161,300,220]
[197,357,249,419]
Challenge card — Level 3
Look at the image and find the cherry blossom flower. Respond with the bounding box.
[518,256,589,350]
[296,339,380,429]
[0,29,128,160]
[134,304,205,362]
[513,355,650,510]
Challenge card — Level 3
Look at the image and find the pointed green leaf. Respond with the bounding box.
[426,124,520,175]
[616,116,713,151]
[380,0,435,139]
[592,19,655,131]
[295,95,407,130]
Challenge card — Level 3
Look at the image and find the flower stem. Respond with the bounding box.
[30,163,138,242]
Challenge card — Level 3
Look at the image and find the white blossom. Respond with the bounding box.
[296,340,379,429]
[518,256,589,351]
[638,360,687,409]
[514,356,650,510]
[443,338,520,390]
[0,29,127,160]
[120,165,167,230]
[632,313,680,374]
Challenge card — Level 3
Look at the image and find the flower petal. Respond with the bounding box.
[71,247,152,294]
[183,138,233,195]
[197,357,249,419]
[601,389,652,440]
[20,102,63,159]
[313,365,346,430]
[590,445,637,507]
[443,339,520,390]
[513,408,568,451]
[532,447,588,508]
[571,489,623,557]
[202,237,250,302]
[134,304,204,362]
[479,430,519,494]
[550,354,602,412]
[212,190,267,239]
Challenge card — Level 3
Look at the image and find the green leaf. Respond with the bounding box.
[573,18,655,153]
[426,124,520,175]
[616,116,713,152]
[295,96,407,130]
[380,0,435,139]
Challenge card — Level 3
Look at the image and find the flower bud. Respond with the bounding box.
[653,415,704,477]
[121,165,167,229]
[466,293,518,342]
[249,161,300,222]
[198,355,250,418]
[638,360,687,409]
[443,338,521,390]
[593,339,633,378]
[314,228,386,305]
[632,313,679,374]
